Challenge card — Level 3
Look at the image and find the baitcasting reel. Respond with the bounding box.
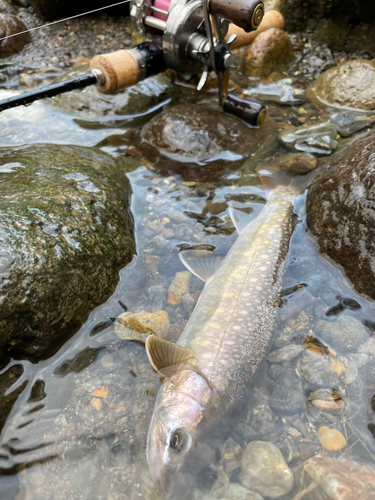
[91,0,266,124]
[0,0,269,125]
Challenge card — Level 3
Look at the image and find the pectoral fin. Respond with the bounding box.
[179,249,221,283]
[146,335,194,377]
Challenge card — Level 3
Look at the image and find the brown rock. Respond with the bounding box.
[242,28,294,78]
[144,255,160,273]
[274,152,317,175]
[306,132,375,300]
[318,426,346,452]
[0,14,31,58]
[90,397,103,411]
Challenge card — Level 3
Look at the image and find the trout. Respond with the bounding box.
[144,173,302,493]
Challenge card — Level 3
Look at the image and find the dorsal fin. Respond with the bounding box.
[228,206,255,234]
[145,335,194,377]
[179,249,221,282]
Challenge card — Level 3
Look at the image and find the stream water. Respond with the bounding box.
[0,46,375,500]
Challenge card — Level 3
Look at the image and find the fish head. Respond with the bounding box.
[147,368,213,493]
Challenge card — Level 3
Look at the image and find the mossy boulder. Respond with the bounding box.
[0,143,135,361]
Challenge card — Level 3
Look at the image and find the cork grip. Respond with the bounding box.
[90,50,140,94]
[225,10,284,50]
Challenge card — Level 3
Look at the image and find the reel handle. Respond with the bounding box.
[223,95,266,126]
[225,10,284,49]
[209,0,264,33]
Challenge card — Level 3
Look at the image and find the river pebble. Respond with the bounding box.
[307,388,344,417]
[357,338,375,356]
[314,316,369,353]
[273,152,318,175]
[267,344,304,364]
[318,426,346,452]
[297,350,342,386]
[268,365,304,415]
[239,441,294,498]
[242,28,294,78]
[279,121,337,155]
[203,483,264,500]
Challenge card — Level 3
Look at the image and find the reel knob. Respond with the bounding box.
[209,0,264,33]
[223,94,266,126]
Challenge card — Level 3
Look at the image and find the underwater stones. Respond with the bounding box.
[140,104,275,180]
[307,60,375,111]
[307,389,344,417]
[167,271,191,305]
[0,14,31,58]
[314,317,368,353]
[273,152,317,175]
[267,344,304,364]
[304,456,375,500]
[239,441,294,498]
[330,112,375,138]
[268,365,304,415]
[242,28,294,78]
[51,72,175,119]
[306,132,375,300]
[318,426,346,452]
[0,143,134,361]
[279,121,337,155]
[115,310,170,340]
[297,350,342,387]
[204,483,264,500]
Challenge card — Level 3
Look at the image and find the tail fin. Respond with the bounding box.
[256,166,315,197]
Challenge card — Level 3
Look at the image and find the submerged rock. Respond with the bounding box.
[330,112,375,138]
[273,152,317,175]
[307,60,375,111]
[51,71,175,121]
[304,455,375,500]
[318,426,346,452]
[141,104,276,180]
[0,144,135,361]
[314,316,368,353]
[306,131,375,300]
[203,483,264,500]
[297,350,342,387]
[279,121,337,155]
[268,364,304,414]
[242,28,294,78]
[239,441,294,498]
[0,14,31,58]
[244,78,305,106]
[115,310,170,340]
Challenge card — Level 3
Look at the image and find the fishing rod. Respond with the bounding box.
[0,0,279,126]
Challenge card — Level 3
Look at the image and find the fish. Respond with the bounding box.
[144,170,304,493]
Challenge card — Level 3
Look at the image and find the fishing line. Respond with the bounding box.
[0,0,132,43]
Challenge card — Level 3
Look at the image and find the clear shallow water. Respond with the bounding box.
[0,70,375,500]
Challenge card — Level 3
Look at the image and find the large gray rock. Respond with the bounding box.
[306,131,375,301]
[0,144,135,361]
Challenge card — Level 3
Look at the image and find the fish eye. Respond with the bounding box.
[170,428,191,454]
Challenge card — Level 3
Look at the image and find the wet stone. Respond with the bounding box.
[330,112,375,138]
[0,14,31,58]
[270,432,300,465]
[0,144,134,361]
[357,338,375,357]
[115,310,170,340]
[267,344,304,364]
[297,350,342,387]
[304,456,375,500]
[307,388,344,417]
[279,121,337,155]
[242,28,294,78]
[314,316,369,353]
[167,271,191,305]
[268,365,304,415]
[239,441,294,498]
[307,60,375,111]
[318,426,346,452]
[244,78,305,106]
[203,483,264,500]
[273,152,318,175]
[181,293,196,313]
